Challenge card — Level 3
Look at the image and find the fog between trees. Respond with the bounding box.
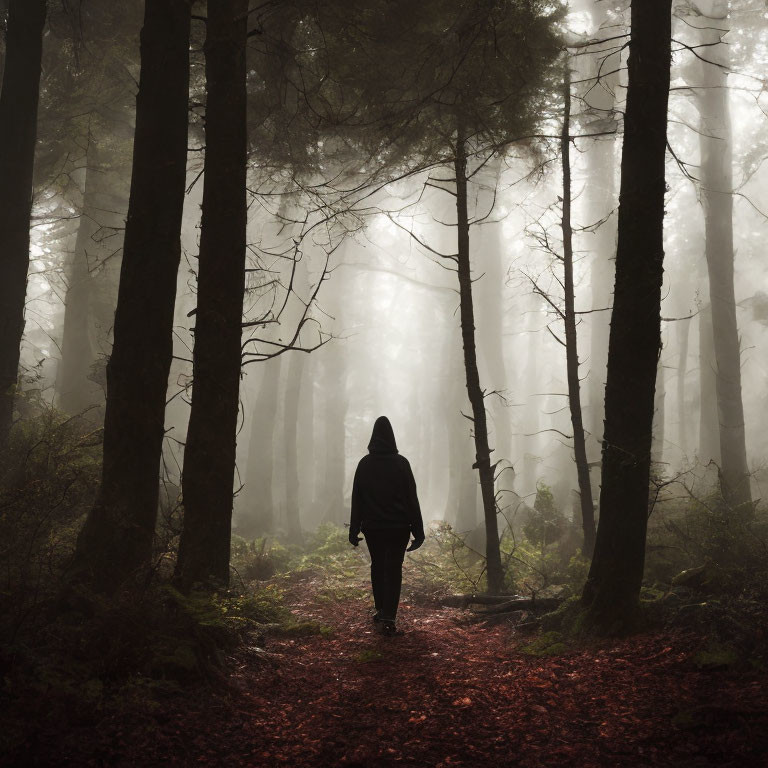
[3,0,768,619]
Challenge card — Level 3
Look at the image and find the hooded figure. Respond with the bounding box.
[349,416,425,635]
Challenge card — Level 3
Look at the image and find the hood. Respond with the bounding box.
[368,416,398,454]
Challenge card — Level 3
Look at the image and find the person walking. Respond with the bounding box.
[348,416,425,636]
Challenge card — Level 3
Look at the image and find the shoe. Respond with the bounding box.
[372,610,383,624]
[381,620,398,636]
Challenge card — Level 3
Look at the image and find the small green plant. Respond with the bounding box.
[354,648,384,663]
[521,630,567,657]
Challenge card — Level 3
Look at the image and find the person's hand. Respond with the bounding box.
[349,532,363,547]
[406,536,425,552]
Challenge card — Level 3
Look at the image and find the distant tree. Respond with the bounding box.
[581,0,673,631]
[72,0,192,591]
[687,0,751,509]
[0,0,47,445]
[559,64,596,556]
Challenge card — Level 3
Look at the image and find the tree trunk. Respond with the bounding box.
[454,134,503,594]
[675,317,691,457]
[0,0,47,445]
[58,163,97,415]
[698,302,720,465]
[176,0,247,589]
[561,64,596,557]
[283,346,305,543]
[57,140,129,415]
[240,355,283,537]
[692,2,751,509]
[319,339,348,525]
[72,0,191,591]
[582,0,672,631]
[652,352,666,466]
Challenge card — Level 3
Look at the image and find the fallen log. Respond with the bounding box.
[474,596,562,615]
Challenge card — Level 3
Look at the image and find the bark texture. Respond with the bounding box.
[454,134,503,594]
[72,0,191,590]
[561,66,596,557]
[0,0,47,444]
[176,0,248,589]
[582,0,672,631]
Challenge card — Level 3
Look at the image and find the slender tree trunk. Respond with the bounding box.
[176,0,247,589]
[521,297,541,497]
[692,2,751,509]
[320,340,348,525]
[454,134,503,594]
[698,303,720,465]
[297,353,316,519]
[57,140,129,415]
[582,0,672,631]
[652,354,666,466]
[241,356,283,537]
[72,0,191,591]
[283,349,305,543]
[58,164,97,414]
[675,317,690,457]
[0,0,46,445]
[561,65,596,557]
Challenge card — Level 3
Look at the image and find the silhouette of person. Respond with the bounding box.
[348,416,425,635]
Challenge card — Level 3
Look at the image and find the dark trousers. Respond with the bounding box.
[364,527,410,621]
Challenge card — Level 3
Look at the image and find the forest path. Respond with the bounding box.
[104,568,768,768]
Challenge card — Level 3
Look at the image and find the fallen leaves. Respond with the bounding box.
[10,571,768,768]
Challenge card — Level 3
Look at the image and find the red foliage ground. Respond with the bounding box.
[18,574,768,767]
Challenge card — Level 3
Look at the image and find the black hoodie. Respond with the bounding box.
[349,416,425,539]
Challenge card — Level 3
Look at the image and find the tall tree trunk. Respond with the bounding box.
[0,0,46,445]
[58,163,97,414]
[675,317,691,457]
[454,134,503,594]
[652,352,666,466]
[72,0,191,591]
[319,339,348,525]
[240,356,283,537]
[582,0,672,631]
[698,302,720,465]
[297,353,316,520]
[283,347,305,543]
[176,0,247,589]
[561,65,596,557]
[692,2,751,509]
[57,140,129,415]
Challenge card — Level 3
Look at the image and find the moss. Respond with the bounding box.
[521,631,567,657]
[277,621,333,637]
[539,595,584,633]
[354,648,384,663]
[691,641,739,669]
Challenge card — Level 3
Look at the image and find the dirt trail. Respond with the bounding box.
[71,570,768,768]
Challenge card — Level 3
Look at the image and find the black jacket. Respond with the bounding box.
[349,416,425,540]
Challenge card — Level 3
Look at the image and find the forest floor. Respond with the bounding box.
[11,562,768,768]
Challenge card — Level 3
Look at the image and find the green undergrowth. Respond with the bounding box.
[520,630,568,657]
